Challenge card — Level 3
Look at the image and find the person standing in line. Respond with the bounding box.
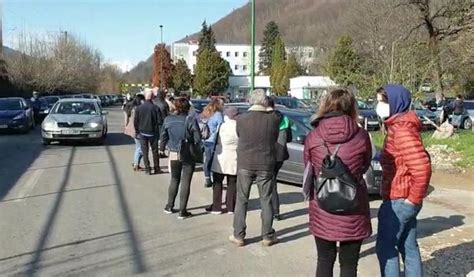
[376,85,431,277]
[153,88,170,121]
[205,106,240,215]
[201,99,224,188]
[266,97,292,221]
[304,89,372,277]
[134,89,163,175]
[124,94,145,171]
[229,89,280,247]
[160,98,202,219]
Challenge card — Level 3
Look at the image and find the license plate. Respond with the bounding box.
[62,129,80,135]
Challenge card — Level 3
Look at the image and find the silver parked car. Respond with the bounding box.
[41,98,108,145]
[226,103,382,194]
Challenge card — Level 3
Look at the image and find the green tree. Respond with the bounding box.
[193,49,231,97]
[270,37,288,95]
[197,21,217,55]
[285,53,302,80]
[325,35,362,87]
[258,21,281,75]
[172,59,192,92]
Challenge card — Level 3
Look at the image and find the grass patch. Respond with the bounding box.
[370,130,474,168]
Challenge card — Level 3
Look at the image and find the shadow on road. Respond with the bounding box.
[248,192,304,211]
[423,241,473,276]
[105,145,147,273]
[359,214,466,258]
[26,147,75,276]
[0,129,43,201]
[105,132,134,146]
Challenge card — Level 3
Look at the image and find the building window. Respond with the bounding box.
[243,52,248,57]
[234,65,239,70]
[308,52,313,58]
[193,51,196,56]
[235,52,239,57]
[243,65,248,71]
[226,51,231,57]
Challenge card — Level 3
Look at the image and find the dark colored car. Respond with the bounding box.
[272,96,315,112]
[190,99,211,113]
[42,96,61,108]
[357,100,380,130]
[411,101,440,129]
[0,97,35,133]
[226,103,382,194]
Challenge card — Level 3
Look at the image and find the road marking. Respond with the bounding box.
[13,169,44,202]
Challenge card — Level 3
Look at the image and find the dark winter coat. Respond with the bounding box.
[304,114,372,242]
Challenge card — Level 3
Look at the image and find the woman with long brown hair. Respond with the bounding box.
[200,98,224,187]
[304,89,372,276]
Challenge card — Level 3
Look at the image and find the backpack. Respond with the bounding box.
[198,118,210,140]
[315,142,359,214]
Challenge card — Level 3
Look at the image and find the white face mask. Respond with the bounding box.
[376,102,390,119]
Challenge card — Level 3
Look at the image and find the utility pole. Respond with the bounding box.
[250,0,256,92]
[159,25,163,91]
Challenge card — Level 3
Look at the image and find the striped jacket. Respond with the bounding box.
[381,111,432,205]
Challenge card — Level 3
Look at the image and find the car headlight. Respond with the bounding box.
[86,118,102,129]
[12,113,25,121]
[43,119,57,130]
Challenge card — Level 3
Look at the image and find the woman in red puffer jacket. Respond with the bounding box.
[304,89,372,277]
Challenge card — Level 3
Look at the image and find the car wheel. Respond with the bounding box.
[463,118,472,130]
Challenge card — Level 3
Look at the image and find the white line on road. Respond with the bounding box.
[12,169,44,202]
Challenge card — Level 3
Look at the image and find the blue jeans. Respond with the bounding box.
[376,199,423,277]
[133,138,142,167]
[203,143,214,179]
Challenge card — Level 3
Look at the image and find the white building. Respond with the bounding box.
[171,41,316,76]
[228,76,271,99]
[289,76,337,99]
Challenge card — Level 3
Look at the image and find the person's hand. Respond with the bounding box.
[404,199,415,206]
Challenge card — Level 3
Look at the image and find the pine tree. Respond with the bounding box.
[172,59,192,93]
[325,35,361,87]
[270,37,288,95]
[152,44,174,89]
[259,21,280,75]
[194,49,231,97]
[197,21,217,55]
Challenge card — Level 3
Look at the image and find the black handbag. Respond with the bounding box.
[179,116,204,164]
[315,142,359,214]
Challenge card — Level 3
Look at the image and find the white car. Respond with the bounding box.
[41,98,108,145]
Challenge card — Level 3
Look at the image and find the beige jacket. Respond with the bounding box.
[211,116,238,175]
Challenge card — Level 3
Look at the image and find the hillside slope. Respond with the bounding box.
[126,0,353,82]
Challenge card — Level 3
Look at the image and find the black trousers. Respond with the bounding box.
[167,160,195,212]
[315,237,363,277]
[140,135,159,170]
[212,172,237,212]
[271,162,284,215]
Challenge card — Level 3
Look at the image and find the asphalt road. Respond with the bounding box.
[0,107,472,276]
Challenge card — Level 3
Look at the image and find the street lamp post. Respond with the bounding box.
[250,0,256,92]
[390,36,403,83]
[159,25,164,91]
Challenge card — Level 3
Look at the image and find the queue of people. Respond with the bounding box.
[122,84,431,276]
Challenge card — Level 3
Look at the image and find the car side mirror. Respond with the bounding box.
[295,135,306,144]
[101,111,109,115]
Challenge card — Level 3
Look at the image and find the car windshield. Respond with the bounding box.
[52,102,98,115]
[0,99,22,110]
[357,100,372,110]
[288,114,312,130]
[43,97,59,105]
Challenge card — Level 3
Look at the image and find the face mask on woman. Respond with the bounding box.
[376,101,390,119]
